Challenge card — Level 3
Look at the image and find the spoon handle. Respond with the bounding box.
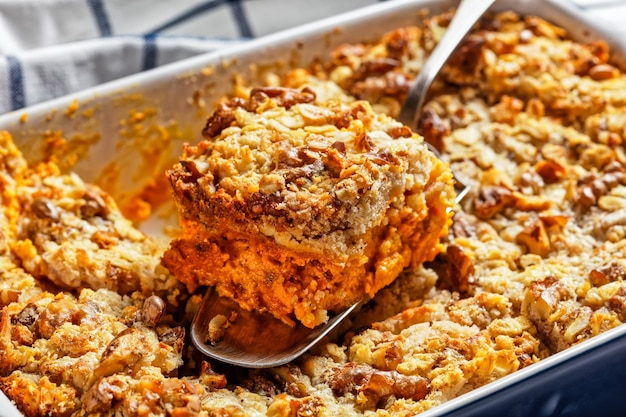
[398,0,497,129]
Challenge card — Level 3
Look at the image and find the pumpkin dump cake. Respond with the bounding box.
[162,86,455,328]
[2,8,626,417]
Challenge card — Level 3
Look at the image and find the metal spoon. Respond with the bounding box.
[400,0,497,204]
[190,287,365,368]
[398,0,497,129]
[190,0,494,369]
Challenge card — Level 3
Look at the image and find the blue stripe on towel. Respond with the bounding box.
[142,34,158,71]
[6,56,25,111]
[148,0,227,34]
[86,0,113,36]
[228,0,253,38]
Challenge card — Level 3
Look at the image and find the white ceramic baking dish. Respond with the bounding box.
[1,0,625,415]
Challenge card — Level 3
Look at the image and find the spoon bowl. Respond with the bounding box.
[191,288,364,368]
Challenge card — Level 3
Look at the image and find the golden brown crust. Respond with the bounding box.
[0,133,191,416]
[4,153,182,300]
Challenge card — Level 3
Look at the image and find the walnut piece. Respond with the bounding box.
[516,218,550,257]
[326,362,430,410]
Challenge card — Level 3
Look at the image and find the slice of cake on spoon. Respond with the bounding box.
[162,86,455,328]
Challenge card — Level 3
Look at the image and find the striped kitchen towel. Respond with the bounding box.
[0,0,624,115]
